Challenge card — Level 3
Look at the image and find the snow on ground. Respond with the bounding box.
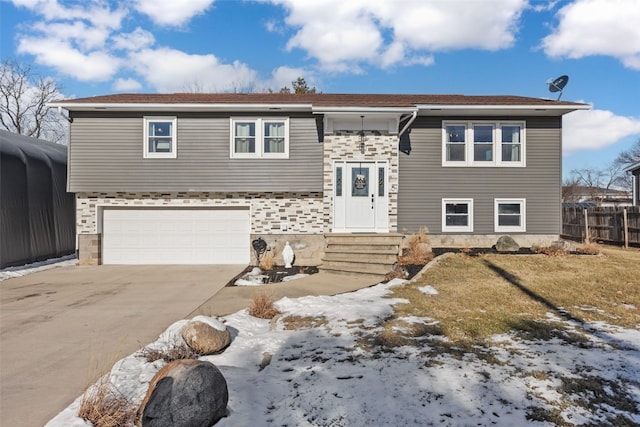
[0,255,77,281]
[47,278,640,427]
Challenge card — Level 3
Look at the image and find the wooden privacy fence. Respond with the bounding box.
[562,206,640,247]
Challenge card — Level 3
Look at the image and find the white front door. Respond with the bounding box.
[334,161,389,232]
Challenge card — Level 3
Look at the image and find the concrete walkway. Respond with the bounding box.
[189,271,381,317]
[0,264,379,427]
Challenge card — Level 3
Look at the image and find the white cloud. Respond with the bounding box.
[11,0,126,81]
[282,2,383,71]
[372,0,526,51]
[31,21,110,51]
[112,28,155,51]
[563,108,640,155]
[268,66,316,91]
[542,0,640,70]
[112,78,143,92]
[17,37,120,81]
[271,0,527,70]
[10,0,125,29]
[530,0,560,12]
[133,0,215,27]
[130,48,258,92]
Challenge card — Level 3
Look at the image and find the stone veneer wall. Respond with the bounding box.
[322,131,399,231]
[75,192,326,265]
[76,192,325,235]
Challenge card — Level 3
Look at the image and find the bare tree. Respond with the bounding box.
[567,163,630,204]
[0,60,67,143]
[562,176,583,202]
[572,164,624,190]
[614,138,640,168]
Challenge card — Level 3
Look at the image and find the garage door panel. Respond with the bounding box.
[102,208,250,265]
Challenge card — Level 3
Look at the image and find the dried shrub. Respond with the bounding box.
[138,342,197,363]
[248,291,281,319]
[398,227,433,265]
[260,251,275,270]
[576,243,601,255]
[532,244,568,257]
[384,266,407,282]
[78,376,136,427]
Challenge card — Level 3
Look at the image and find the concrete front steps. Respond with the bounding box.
[320,233,404,278]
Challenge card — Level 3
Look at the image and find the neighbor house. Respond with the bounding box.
[50,94,589,273]
[562,185,633,207]
[625,161,640,206]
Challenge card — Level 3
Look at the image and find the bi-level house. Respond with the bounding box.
[51,94,589,273]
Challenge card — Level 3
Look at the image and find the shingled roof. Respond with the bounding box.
[52,93,587,108]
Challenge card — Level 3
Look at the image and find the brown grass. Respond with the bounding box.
[248,290,281,319]
[78,376,136,427]
[398,227,434,265]
[387,246,640,343]
[576,242,602,255]
[281,315,329,330]
[138,342,197,363]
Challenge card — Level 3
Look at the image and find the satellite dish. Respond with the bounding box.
[546,75,569,100]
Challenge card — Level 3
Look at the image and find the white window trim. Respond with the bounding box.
[494,198,526,232]
[230,117,289,159]
[442,121,525,167]
[143,116,177,159]
[442,198,474,232]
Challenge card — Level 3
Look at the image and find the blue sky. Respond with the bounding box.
[2,0,639,178]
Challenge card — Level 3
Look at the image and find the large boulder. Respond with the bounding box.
[495,235,520,252]
[181,317,231,355]
[138,359,228,427]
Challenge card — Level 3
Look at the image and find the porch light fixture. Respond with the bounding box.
[358,115,365,154]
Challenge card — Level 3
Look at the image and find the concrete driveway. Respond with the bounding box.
[0,264,245,427]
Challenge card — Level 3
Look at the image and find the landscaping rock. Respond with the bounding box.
[139,359,228,427]
[550,239,576,252]
[181,318,231,355]
[495,235,520,252]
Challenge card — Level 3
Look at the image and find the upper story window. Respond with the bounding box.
[144,117,177,159]
[231,118,289,159]
[443,121,525,167]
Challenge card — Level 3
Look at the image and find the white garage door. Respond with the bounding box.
[102,208,250,264]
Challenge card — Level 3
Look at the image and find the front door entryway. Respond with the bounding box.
[333,161,389,232]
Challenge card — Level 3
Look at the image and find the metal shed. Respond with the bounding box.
[0,130,75,268]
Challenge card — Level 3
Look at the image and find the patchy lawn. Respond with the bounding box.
[373,246,640,425]
[388,246,640,342]
[49,246,640,427]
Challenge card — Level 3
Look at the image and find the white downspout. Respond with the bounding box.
[57,106,73,123]
[398,110,417,137]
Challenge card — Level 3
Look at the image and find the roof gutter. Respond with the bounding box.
[47,102,315,112]
[312,106,418,115]
[416,103,591,111]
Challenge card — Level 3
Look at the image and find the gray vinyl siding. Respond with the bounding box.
[68,112,322,192]
[398,116,562,235]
